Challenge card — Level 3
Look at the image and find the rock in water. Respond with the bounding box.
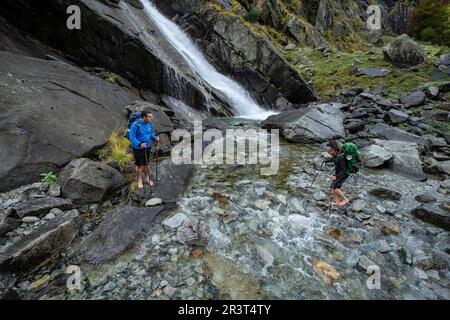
[176,217,209,246]
[369,188,402,200]
[76,206,164,264]
[60,158,126,204]
[314,260,340,284]
[361,145,392,168]
[262,103,345,143]
[162,213,187,230]
[412,204,450,231]
[382,34,426,68]
[0,210,80,276]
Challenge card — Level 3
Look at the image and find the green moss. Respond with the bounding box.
[282,44,450,98]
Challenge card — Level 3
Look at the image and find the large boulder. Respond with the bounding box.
[382,34,426,68]
[11,197,73,219]
[76,205,164,264]
[0,51,135,192]
[0,210,80,276]
[373,139,427,181]
[59,158,127,204]
[412,203,450,231]
[361,144,392,168]
[369,124,425,147]
[262,104,345,142]
[131,160,194,205]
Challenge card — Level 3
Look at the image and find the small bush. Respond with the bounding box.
[244,9,261,23]
[40,171,57,186]
[408,0,450,46]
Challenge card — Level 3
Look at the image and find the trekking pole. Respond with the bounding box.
[309,160,325,188]
[154,140,158,187]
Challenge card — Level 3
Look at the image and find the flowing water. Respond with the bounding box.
[57,119,449,300]
[124,0,276,120]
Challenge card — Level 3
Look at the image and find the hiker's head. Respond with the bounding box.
[141,110,153,123]
[327,139,340,151]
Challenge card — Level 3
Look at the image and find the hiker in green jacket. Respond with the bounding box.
[325,140,350,207]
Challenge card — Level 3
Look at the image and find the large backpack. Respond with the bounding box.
[125,112,141,141]
[341,141,363,175]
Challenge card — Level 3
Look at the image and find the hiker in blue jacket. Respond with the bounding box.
[129,109,159,189]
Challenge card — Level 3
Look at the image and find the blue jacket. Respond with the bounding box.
[129,119,157,150]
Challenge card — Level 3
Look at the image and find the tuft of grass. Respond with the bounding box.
[97,131,133,171]
[104,71,118,84]
[244,9,261,23]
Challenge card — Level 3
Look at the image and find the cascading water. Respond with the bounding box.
[140,0,276,120]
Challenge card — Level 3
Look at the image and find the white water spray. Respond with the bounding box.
[141,0,276,120]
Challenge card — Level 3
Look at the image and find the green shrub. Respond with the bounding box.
[244,9,261,23]
[40,171,58,186]
[99,131,133,171]
[408,0,450,46]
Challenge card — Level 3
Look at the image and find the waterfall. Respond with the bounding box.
[139,0,276,120]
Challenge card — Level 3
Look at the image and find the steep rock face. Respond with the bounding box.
[0,51,135,192]
[154,0,318,106]
[0,0,208,111]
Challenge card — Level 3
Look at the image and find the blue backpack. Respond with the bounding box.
[125,112,141,141]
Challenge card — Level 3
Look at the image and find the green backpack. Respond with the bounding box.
[341,142,362,175]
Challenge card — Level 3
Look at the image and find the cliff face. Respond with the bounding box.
[206,0,416,49]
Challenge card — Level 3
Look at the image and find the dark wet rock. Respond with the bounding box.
[76,205,164,264]
[342,87,364,97]
[0,274,17,300]
[385,109,409,124]
[382,34,426,68]
[125,0,143,10]
[369,188,402,201]
[202,117,228,131]
[401,91,426,108]
[11,197,73,219]
[361,144,392,168]
[412,203,450,231]
[176,217,209,246]
[60,158,127,204]
[0,210,80,276]
[0,216,19,237]
[262,103,345,143]
[415,194,436,204]
[373,139,427,182]
[344,119,365,134]
[130,160,194,205]
[0,51,136,193]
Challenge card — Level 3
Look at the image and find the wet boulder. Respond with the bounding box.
[0,210,80,276]
[373,139,427,181]
[369,187,402,201]
[382,34,426,68]
[76,206,164,264]
[59,158,127,204]
[262,103,345,143]
[130,160,194,205]
[412,203,450,231]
